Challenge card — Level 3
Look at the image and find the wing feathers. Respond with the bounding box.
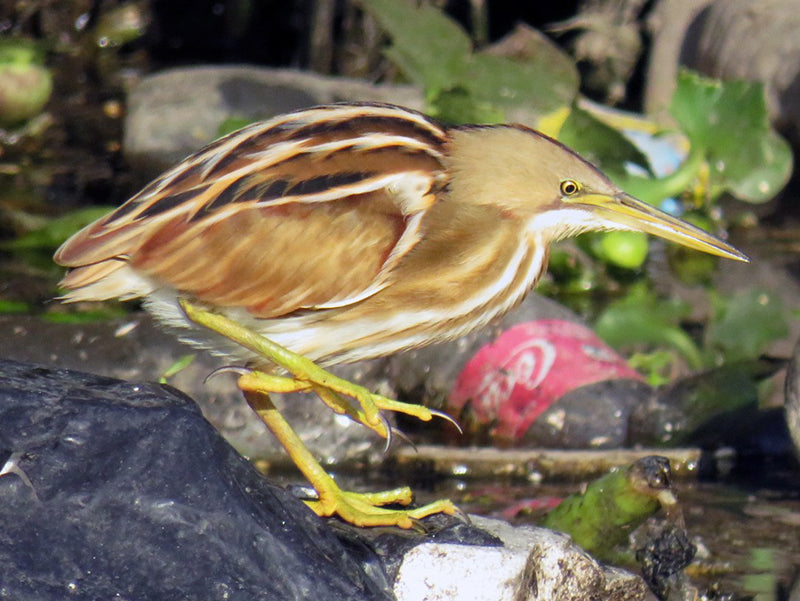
[54,103,451,317]
[131,196,406,317]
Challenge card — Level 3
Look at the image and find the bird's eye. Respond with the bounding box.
[560,180,580,196]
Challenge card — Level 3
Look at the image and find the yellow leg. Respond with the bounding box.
[181,299,458,437]
[181,299,460,528]
[245,389,457,528]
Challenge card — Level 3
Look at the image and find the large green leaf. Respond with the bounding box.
[593,284,702,370]
[705,289,788,362]
[461,44,577,117]
[361,0,471,93]
[558,106,650,179]
[362,0,578,124]
[669,70,793,203]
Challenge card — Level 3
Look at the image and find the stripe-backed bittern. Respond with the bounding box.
[55,103,747,528]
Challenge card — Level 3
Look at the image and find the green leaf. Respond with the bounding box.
[217,116,254,137]
[428,87,505,125]
[595,231,649,270]
[594,285,702,370]
[1,207,115,251]
[159,354,196,384]
[628,350,681,387]
[0,38,46,66]
[705,289,788,362]
[669,70,793,203]
[0,299,31,314]
[558,106,650,179]
[43,306,128,324]
[363,0,578,124]
[460,44,577,118]
[360,0,471,92]
[728,129,794,201]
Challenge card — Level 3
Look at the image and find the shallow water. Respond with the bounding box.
[317,467,800,600]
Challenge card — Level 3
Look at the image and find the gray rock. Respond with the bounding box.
[124,66,424,177]
[785,337,800,459]
[393,516,654,601]
[0,314,385,464]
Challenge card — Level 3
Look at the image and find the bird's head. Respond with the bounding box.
[446,124,748,262]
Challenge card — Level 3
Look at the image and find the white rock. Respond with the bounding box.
[393,516,652,601]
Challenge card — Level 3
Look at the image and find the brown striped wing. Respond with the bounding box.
[55,104,450,318]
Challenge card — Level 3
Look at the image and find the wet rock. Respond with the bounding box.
[635,524,698,600]
[524,378,653,449]
[0,358,392,601]
[392,516,654,601]
[124,66,424,178]
[0,358,656,601]
[0,313,386,464]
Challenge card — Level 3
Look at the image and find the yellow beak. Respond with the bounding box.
[581,192,749,262]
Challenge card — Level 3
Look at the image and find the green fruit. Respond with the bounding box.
[0,63,52,125]
[597,231,649,270]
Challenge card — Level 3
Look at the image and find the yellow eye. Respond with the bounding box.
[560,180,580,196]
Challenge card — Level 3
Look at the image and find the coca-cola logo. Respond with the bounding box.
[473,338,556,413]
[449,320,643,441]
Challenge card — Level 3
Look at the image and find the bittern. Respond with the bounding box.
[55,103,747,529]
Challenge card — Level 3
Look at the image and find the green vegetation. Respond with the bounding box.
[363,0,792,259]
[593,285,788,385]
[361,0,578,126]
[542,456,676,560]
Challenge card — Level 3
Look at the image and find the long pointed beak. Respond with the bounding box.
[581,192,749,262]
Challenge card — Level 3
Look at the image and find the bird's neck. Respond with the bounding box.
[299,205,550,362]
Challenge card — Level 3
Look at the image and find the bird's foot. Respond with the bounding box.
[236,369,459,441]
[182,301,462,528]
[306,484,459,530]
[243,388,458,529]
[181,299,459,439]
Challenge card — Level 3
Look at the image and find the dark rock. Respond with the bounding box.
[635,524,697,601]
[0,314,386,465]
[0,358,393,601]
[524,378,653,449]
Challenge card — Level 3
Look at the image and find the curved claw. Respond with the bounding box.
[204,365,251,384]
[381,413,394,453]
[389,428,418,453]
[429,409,463,435]
[451,505,472,525]
[407,516,427,534]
